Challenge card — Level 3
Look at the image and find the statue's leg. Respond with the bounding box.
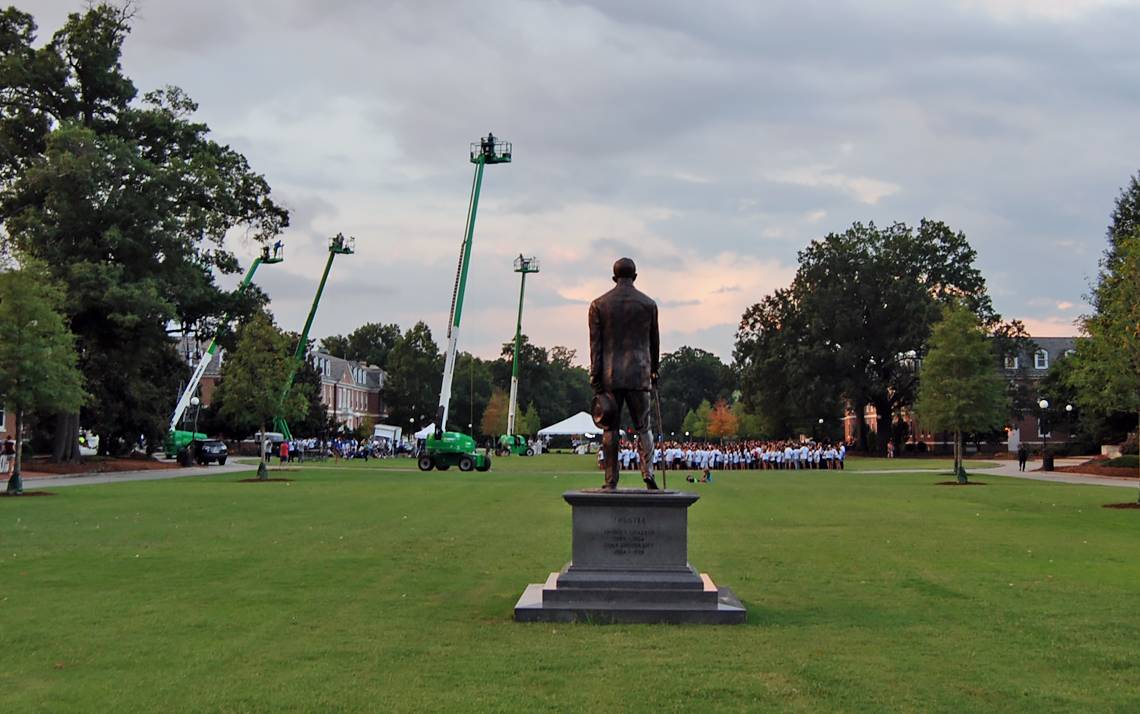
[601,428,619,489]
[627,391,658,489]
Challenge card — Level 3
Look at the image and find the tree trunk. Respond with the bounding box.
[7,407,24,495]
[52,412,81,464]
[955,428,967,484]
[1135,411,1139,505]
[258,422,268,481]
[853,397,867,451]
[872,398,891,455]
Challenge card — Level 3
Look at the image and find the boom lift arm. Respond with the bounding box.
[273,233,354,440]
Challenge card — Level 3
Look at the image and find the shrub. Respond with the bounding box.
[1104,455,1139,469]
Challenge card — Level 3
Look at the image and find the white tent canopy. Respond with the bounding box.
[537,411,600,437]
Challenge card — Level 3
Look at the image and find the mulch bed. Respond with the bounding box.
[25,457,177,476]
[1052,462,1138,479]
[935,481,987,486]
[237,478,294,483]
[1103,503,1140,510]
[1,491,57,497]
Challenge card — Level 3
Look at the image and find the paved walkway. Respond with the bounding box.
[974,458,1139,490]
[4,461,257,491]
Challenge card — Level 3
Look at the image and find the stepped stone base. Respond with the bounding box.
[513,489,746,625]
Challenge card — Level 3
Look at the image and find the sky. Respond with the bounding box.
[26,0,1140,365]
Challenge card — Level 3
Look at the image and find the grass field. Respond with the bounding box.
[2,455,1138,712]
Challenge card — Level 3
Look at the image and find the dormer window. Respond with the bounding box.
[1034,350,1049,370]
[1004,355,1019,369]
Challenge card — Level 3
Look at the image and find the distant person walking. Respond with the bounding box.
[279,440,290,465]
[1017,443,1028,472]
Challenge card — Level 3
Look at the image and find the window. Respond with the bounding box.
[1034,350,1049,370]
[1064,349,1076,359]
[1004,355,1019,369]
[0,403,5,427]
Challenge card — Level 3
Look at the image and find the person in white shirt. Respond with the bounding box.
[838,443,846,470]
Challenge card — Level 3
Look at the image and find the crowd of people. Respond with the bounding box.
[272,436,404,463]
[599,439,848,472]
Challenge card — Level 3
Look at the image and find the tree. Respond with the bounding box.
[518,402,542,437]
[705,399,738,440]
[914,304,1008,483]
[320,322,401,368]
[480,388,509,437]
[382,322,442,429]
[1069,232,1140,501]
[0,5,287,459]
[0,262,86,494]
[732,401,765,439]
[213,312,307,479]
[657,346,735,434]
[450,351,494,437]
[490,335,591,433]
[735,220,995,448]
[1107,172,1140,264]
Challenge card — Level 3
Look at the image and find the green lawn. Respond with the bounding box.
[2,455,1137,712]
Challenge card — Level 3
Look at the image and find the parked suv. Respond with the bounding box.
[194,439,228,466]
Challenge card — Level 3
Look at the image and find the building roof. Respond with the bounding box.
[311,351,385,390]
[1002,336,1077,375]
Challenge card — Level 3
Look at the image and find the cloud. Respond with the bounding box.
[24,0,1134,360]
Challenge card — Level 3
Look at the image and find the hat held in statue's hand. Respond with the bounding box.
[592,392,617,429]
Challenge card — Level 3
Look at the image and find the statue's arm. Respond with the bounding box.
[588,301,604,393]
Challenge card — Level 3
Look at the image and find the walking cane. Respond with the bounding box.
[652,383,666,490]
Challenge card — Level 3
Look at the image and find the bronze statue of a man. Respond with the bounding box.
[589,257,660,491]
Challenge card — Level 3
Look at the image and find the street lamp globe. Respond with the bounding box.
[190,397,200,407]
[818,418,824,425]
[1038,399,1049,410]
[1065,404,1073,413]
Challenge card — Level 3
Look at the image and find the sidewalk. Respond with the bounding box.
[3,460,257,491]
[977,458,1139,489]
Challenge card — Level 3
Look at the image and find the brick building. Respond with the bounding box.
[843,336,1078,452]
[176,337,387,432]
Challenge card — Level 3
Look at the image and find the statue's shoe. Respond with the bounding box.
[643,476,660,490]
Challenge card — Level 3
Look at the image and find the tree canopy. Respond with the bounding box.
[914,303,1008,481]
[735,220,998,448]
[0,4,287,457]
[0,261,86,491]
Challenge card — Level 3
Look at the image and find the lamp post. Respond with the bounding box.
[817,417,824,442]
[1038,398,1052,470]
[189,396,201,465]
[1065,403,1074,441]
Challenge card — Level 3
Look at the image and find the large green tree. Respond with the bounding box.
[914,304,1008,483]
[0,262,86,493]
[490,336,590,434]
[0,5,287,458]
[383,321,442,430]
[1069,232,1140,501]
[656,346,735,435]
[736,220,998,447]
[213,312,308,479]
[319,322,402,368]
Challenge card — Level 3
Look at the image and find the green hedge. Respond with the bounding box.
[1104,455,1139,469]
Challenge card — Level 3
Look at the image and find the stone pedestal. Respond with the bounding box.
[513,489,745,624]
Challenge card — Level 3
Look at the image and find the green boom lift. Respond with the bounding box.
[165,243,284,459]
[273,233,355,441]
[418,133,511,473]
[498,253,540,456]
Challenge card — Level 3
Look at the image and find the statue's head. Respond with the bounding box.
[612,257,637,282]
